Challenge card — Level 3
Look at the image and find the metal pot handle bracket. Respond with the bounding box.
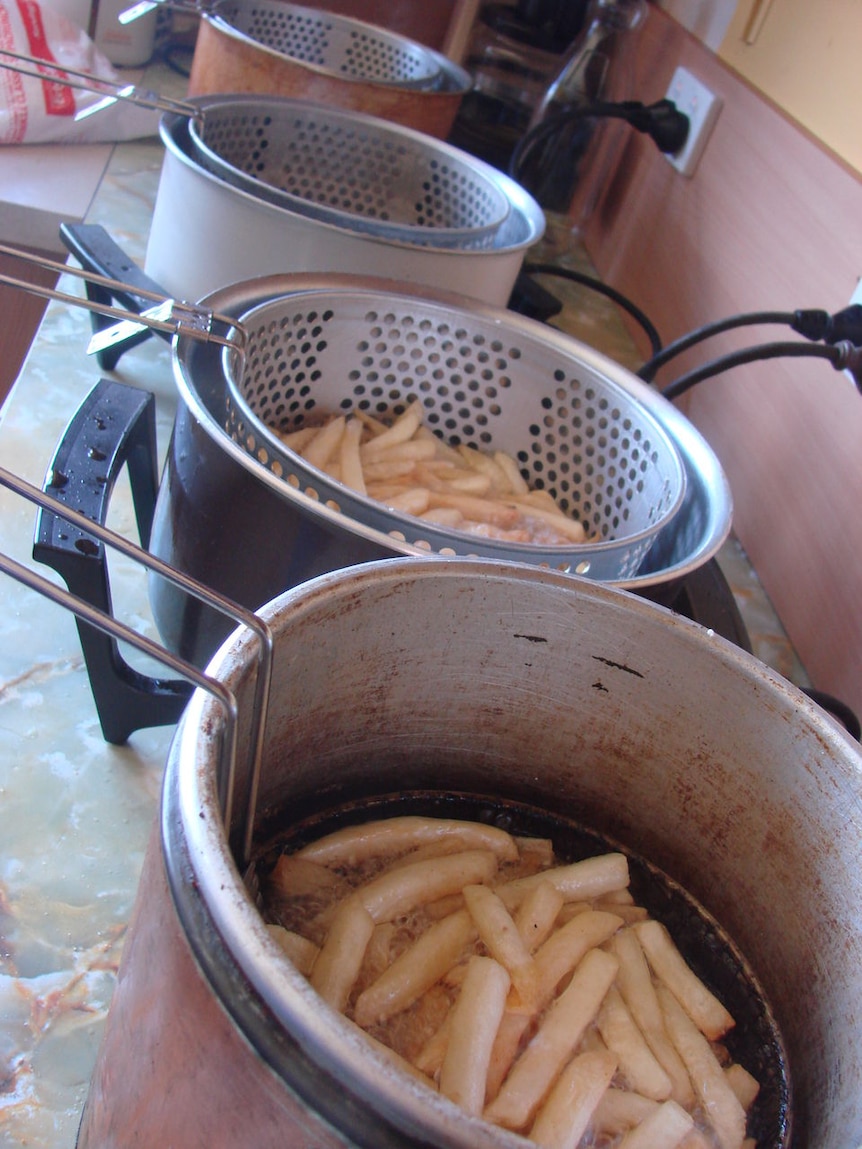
[1,464,272,867]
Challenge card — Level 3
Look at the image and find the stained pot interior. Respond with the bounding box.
[179,558,862,1148]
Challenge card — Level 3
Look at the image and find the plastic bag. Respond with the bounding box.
[0,0,160,144]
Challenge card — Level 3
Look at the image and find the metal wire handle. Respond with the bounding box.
[0,47,198,121]
[0,465,272,868]
[120,0,206,23]
[0,243,245,358]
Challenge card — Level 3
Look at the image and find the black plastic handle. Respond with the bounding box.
[33,376,192,744]
[59,222,171,370]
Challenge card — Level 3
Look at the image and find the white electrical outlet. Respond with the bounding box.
[664,66,722,177]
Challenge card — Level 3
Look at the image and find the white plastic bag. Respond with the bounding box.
[0,0,160,143]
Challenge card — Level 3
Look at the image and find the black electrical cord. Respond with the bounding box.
[639,311,796,382]
[160,41,194,79]
[588,98,690,154]
[639,305,862,382]
[523,261,663,357]
[802,688,861,741]
[660,340,862,401]
[509,99,689,194]
[509,108,581,187]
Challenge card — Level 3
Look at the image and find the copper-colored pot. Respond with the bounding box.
[187,5,472,138]
[76,559,862,1147]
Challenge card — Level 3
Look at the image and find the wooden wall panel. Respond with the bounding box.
[0,250,56,408]
[581,5,862,716]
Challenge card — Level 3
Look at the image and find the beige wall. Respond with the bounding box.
[719,0,862,175]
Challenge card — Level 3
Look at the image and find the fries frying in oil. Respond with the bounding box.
[263,815,760,1149]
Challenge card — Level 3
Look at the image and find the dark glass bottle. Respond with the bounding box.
[513,0,646,212]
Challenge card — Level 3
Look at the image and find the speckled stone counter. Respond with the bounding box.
[0,68,809,1148]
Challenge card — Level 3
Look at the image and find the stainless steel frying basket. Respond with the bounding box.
[222,285,687,581]
[187,97,512,250]
[209,0,444,89]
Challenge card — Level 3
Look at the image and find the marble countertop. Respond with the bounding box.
[0,64,809,1148]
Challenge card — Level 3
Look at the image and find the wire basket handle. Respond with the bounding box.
[0,46,198,120]
[0,241,244,359]
[120,0,210,25]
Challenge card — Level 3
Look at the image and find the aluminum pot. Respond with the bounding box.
[35,231,729,674]
[75,558,862,1147]
[144,107,545,306]
[186,0,472,139]
[145,271,726,666]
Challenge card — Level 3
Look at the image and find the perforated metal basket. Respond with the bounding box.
[208,0,444,89]
[219,283,687,581]
[188,97,512,250]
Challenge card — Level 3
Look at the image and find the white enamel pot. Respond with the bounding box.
[144,107,545,307]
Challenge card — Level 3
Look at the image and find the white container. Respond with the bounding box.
[93,0,156,66]
[39,0,93,33]
[146,108,545,308]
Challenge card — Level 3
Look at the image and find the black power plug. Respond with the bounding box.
[587,98,690,155]
[833,340,862,394]
[824,304,862,345]
[792,304,862,344]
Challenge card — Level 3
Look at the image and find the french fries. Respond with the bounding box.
[725,1061,761,1112]
[483,947,619,1130]
[596,985,673,1101]
[352,849,498,924]
[657,984,748,1149]
[634,919,736,1041]
[439,956,511,1116]
[462,884,540,1010]
[611,927,696,1107]
[263,816,763,1149]
[310,896,375,1010]
[274,403,589,546]
[266,923,319,975]
[295,815,519,867]
[592,1086,661,1136]
[529,1049,618,1149]
[353,909,477,1027]
[496,852,631,910]
[616,1098,695,1149]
